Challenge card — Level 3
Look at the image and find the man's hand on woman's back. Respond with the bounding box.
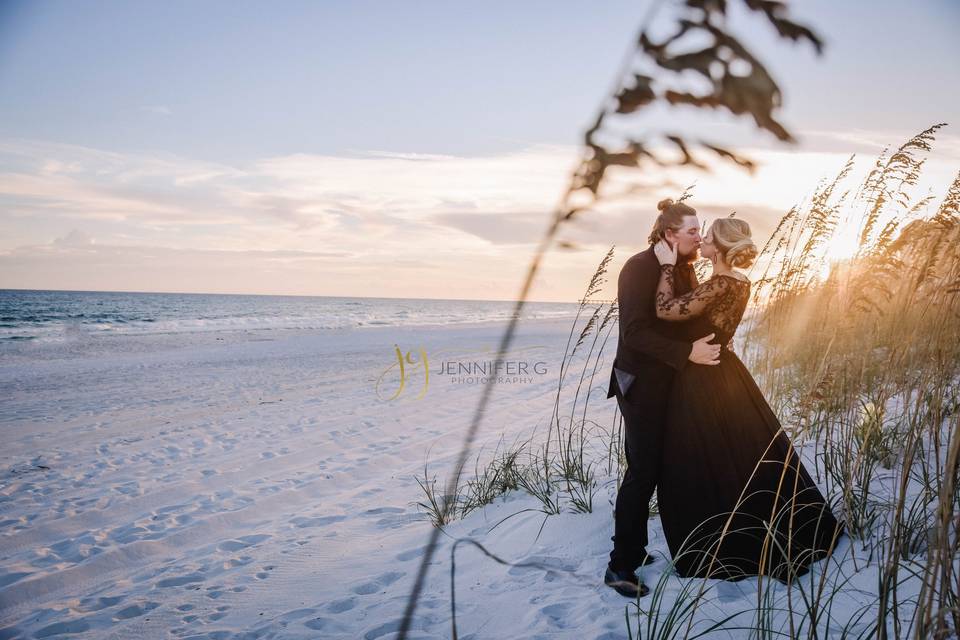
[689,333,721,365]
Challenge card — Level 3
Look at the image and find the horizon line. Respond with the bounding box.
[0,287,583,306]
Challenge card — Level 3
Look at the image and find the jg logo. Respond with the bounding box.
[376,343,549,401]
[376,344,429,401]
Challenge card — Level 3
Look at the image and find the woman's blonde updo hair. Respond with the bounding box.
[647,197,697,246]
[711,218,757,269]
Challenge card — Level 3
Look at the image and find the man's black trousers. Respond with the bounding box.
[608,380,668,572]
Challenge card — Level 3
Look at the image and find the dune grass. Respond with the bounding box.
[413,125,959,638]
[620,124,959,639]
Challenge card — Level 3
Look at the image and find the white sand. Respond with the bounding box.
[1,318,618,638]
[0,317,934,638]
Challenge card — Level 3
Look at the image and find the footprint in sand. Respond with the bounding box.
[375,512,419,529]
[0,571,32,588]
[360,616,439,640]
[290,515,346,529]
[507,555,580,582]
[257,484,282,495]
[351,571,405,595]
[205,585,225,599]
[224,554,255,569]
[0,625,25,639]
[276,607,318,622]
[33,619,92,638]
[47,533,106,563]
[113,480,143,496]
[155,501,192,515]
[157,572,205,588]
[304,616,351,633]
[394,547,427,562]
[324,597,356,613]
[113,600,160,620]
[361,506,404,516]
[76,595,124,612]
[216,533,272,552]
[0,516,30,533]
[255,564,276,580]
[207,605,230,621]
[539,602,568,626]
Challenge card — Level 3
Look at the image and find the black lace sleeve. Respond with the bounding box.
[656,268,733,321]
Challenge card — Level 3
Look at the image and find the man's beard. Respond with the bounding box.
[678,247,700,264]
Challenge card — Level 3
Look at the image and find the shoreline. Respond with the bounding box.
[0,314,580,367]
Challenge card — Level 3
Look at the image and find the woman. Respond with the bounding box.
[651,217,845,583]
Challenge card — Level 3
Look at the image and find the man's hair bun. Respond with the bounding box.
[648,198,697,246]
[657,198,674,212]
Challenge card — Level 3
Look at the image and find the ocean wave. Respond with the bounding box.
[0,290,582,343]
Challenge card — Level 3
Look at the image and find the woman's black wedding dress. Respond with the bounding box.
[654,267,845,582]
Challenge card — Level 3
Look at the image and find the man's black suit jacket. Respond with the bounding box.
[606,246,698,402]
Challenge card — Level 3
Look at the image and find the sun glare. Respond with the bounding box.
[818,228,861,280]
[827,229,860,261]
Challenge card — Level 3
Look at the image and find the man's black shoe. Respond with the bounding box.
[604,564,650,598]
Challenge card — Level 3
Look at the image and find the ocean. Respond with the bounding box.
[0,289,582,345]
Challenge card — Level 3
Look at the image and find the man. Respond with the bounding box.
[603,199,721,598]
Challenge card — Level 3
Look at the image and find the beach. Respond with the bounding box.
[3,292,926,639]
[2,311,656,639]
[4,1,959,635]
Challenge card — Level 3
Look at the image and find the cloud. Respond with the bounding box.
[430,211,548,245]
[431,200,789,257]
[1,134,956,300]
[799,127,960,161]
[0,233,532,299]
[53,229,95,247]
[140,105,172,116]
[350,149,460,161]
[3,235,352,260]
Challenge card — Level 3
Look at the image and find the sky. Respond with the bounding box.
[0,0,958,302]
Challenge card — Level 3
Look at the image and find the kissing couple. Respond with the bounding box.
[603,198,846,598]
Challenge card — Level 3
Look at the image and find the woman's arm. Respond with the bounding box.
[655,269,731,321]
[652,239,730,321]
